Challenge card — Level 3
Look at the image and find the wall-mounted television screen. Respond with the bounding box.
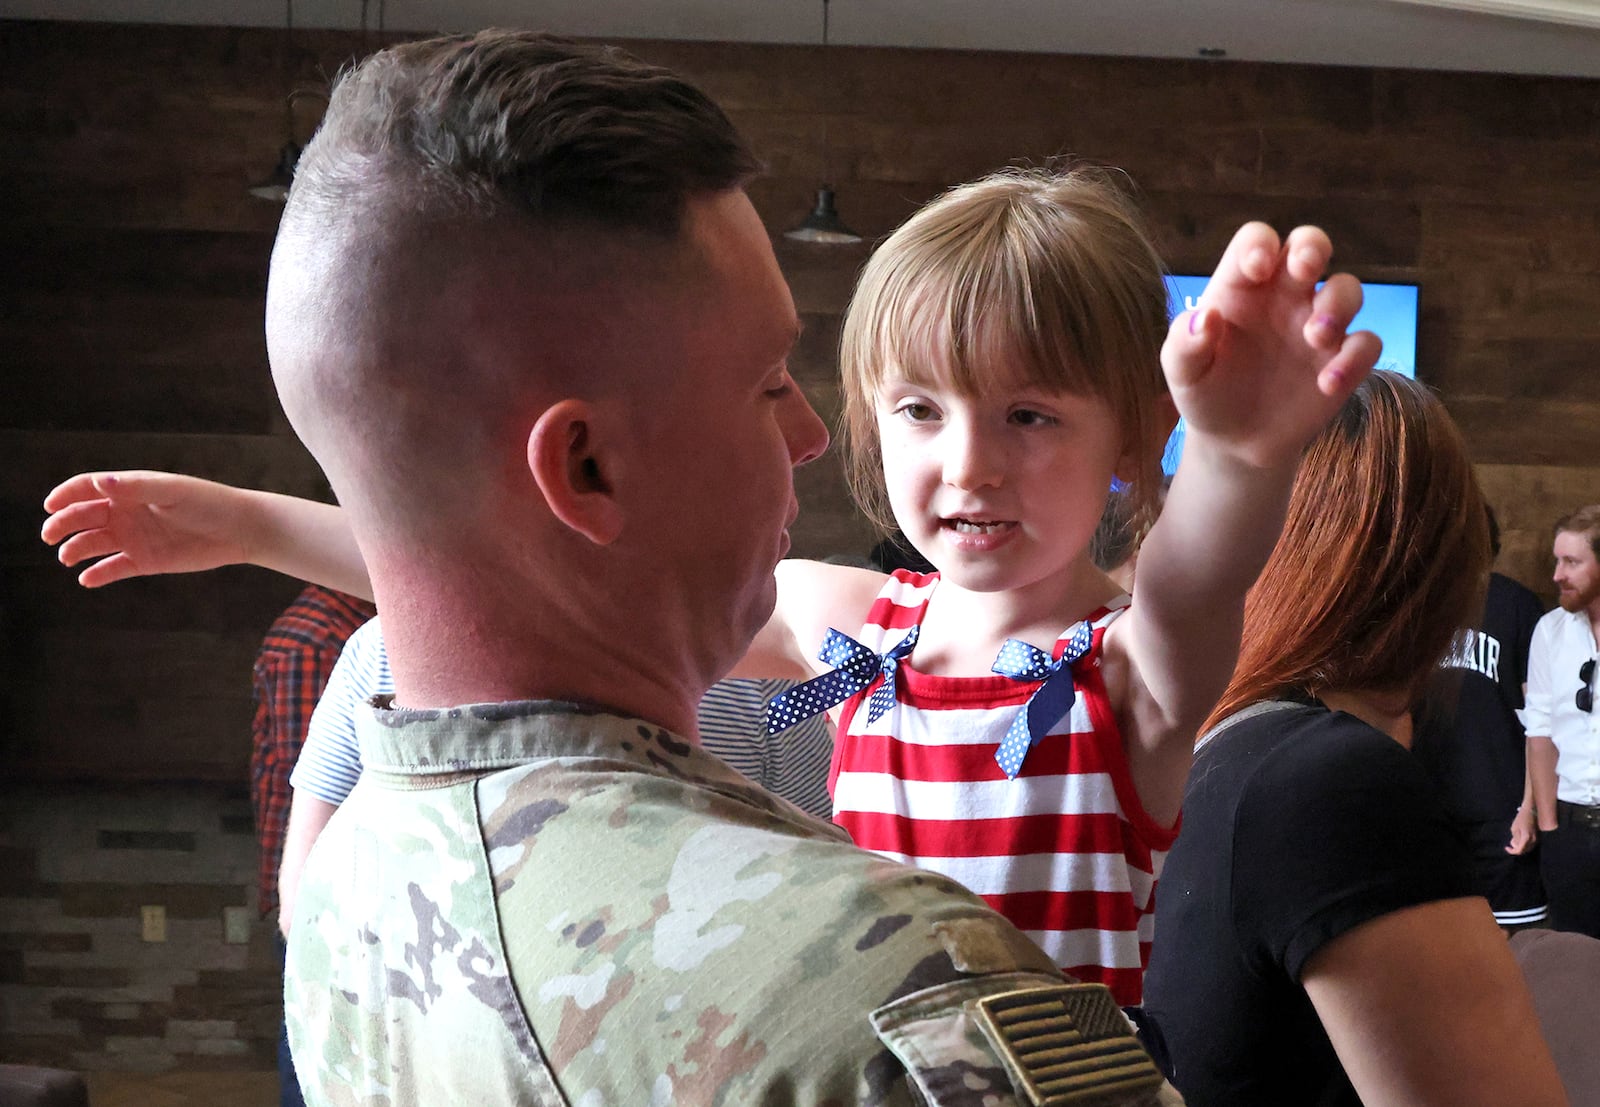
[1158,275,1420,475]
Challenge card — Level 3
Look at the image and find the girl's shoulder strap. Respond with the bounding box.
[856,569,939,650]
[1082,593,1131,632]
[1059,594,1131,652]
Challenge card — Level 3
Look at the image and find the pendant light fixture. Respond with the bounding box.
[784,0,862,244]
[248,0,300,202]
[247,136,299,202]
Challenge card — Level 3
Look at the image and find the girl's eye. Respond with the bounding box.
[896,401,937,423]
[1010,408,1057,427]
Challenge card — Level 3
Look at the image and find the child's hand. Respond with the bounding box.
[41,470,251,587]
[1162,222,1381,469]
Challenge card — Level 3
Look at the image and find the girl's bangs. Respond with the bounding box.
[866,245,1103,401]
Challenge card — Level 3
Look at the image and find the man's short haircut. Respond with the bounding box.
[1555,504,1600,560]
[266,30,764,540]
[288,29,761,236]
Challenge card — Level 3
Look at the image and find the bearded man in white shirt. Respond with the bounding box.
[1525,504,1600,936]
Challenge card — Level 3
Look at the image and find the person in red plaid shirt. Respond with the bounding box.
[250,583,375,1107]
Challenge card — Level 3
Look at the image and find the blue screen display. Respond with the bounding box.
[1158,275,1419,475]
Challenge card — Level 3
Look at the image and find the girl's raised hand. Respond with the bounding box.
[1162,222,1382,469]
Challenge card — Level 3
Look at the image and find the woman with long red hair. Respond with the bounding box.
[1140,371,1567,1106]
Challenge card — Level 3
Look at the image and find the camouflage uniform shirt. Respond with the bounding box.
[284,698,1160,1106]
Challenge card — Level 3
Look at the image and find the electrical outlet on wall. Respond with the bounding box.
[223,905,251,945]
[140,905,166,943]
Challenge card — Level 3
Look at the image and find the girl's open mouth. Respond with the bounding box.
[944,518,1014,535]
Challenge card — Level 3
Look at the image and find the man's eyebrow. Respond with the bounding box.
[781,317,804,359]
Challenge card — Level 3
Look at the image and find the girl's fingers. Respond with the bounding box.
[43,472,109,513]
[40,499,109,545]
[1210,222,1284,292]
[1316,331,1383,399]
[1303,273,1366,353]
[1162,307,1222,390]
[1282,225,1333,288]
[77,552,137,590]
[57,529,123,568]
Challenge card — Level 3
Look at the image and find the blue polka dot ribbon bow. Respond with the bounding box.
[765,625,921,735]
[990,621,1094,779]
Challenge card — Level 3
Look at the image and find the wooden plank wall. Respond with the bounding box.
[3,19,1598,779]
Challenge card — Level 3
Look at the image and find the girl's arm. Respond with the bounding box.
[726,558,889,682]
[42,470,373,599]
[41,470,890,698]
[1106,223,1380,824]
[1303,897,1568,1107]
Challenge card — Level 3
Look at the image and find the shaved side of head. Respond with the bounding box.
[264,31,759,549]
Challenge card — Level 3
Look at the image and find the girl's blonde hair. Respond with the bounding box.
[838,165,1172,532]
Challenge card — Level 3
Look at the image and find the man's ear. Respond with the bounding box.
[527,399,624,545]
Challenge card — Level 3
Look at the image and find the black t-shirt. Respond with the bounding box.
[1413,572,1545,824]
[1141,700,1475,1107]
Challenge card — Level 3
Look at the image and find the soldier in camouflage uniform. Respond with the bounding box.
[267,29,1176,1106]
[287,705,1175,1105]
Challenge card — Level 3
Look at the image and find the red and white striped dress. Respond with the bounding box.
[830,569,1178,1005]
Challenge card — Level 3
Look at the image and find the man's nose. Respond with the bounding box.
[785,390,829,467]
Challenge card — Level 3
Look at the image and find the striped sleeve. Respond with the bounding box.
[757,678,834,819]
[695,679,767,783]
[696,678,834,818]
[290,616,395,804]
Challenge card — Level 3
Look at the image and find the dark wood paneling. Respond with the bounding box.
[5,17,1600,778]
[1450,398,1600,466]
[1144,191,1424,274]
[1375,68,1600,142]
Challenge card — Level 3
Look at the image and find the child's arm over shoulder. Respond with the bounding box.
[1105,222,1380,825]
[42,469,373,599]
[727,559,889,682]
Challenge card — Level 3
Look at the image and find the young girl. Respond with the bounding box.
[43,167,1377,1003]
